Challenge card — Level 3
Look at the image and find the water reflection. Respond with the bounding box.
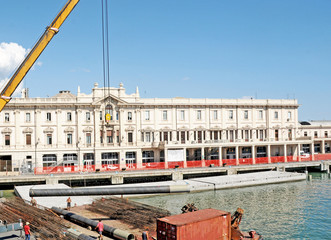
[133,173,330,240]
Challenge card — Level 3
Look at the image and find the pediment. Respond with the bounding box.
[43,127,54,133]
[23,127,33,134]
[2,127,12,134]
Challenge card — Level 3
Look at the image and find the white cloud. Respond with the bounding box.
[182,76,190,81]
[0,42,28,96]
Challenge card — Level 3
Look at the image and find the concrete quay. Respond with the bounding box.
[14,170,306,209]
[1,160,330,187]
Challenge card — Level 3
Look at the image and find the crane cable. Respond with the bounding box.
[101,0,111,121]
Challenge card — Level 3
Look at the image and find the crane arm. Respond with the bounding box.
[0,0,80,112]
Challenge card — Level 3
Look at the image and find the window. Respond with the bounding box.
[46,112,51,121]
[274,111,279,119]
[107,130,113,143]
[4,113,9,122]
[100,130,103,144]
[145,132,151,142]
[100,111,103,120]
[163,110,168,120]
[26,134,31,145]
[197,110,202,120]
[229,110,233,120]
[244,110,248,119]
[47,134,52,145]
[142,151,154,163]
[128,112,132,121]
[314,131,318,138]
[26,113,31,122]
[86,133,91,145]
[213,110,218,120]
[128,132,133,143]
[180,110,185,120]
[288,111,292,120]
[67,112,72,121]
[67,133,72,144]
[116,112,119,120]
[5,135,10,145]
[145,110,150,120]
[259,110,263,120]
[304,131,308,137]
[86,112,91,121]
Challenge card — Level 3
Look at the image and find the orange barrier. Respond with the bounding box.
[255,157,269,164]
[239,158,253,165]
[34,154,331,175]
[222,158,236,166]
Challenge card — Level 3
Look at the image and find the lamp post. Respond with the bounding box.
[34,138,39,175]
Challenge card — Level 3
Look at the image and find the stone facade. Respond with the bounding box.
[0,83,330,172]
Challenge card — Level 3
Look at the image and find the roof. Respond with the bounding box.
[52,90,76,98]
[157,208,230,226]
[300,120,331,126]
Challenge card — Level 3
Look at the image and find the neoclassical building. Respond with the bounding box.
[0,83,330,172]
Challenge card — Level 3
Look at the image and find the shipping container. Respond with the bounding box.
[157,208,231,240]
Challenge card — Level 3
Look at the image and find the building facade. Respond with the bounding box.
[0,83,330,173]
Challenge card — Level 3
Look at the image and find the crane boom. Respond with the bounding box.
[0,0,80,112]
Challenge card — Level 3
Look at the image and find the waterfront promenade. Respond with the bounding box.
[0,158,330,186]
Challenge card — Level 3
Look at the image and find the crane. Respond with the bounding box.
[0,0,80,112]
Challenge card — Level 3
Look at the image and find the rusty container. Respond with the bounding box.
[157,208,231,240]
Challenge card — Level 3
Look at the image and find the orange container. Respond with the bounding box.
[157,208,231,240]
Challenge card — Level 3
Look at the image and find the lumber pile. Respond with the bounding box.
[0,197,75,239]
[87,197,170,231]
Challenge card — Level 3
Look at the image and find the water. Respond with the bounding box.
[133,173,331,239]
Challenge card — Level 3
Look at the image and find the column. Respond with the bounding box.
[136,149,142,168]
[267,144,271,163]
[183,147,187,168]
[252,145,256,164]
[297,143,301,162]
[119,150,126,169]
[322,140,325,154]
[311,142,315,160]
[284,144,287,162]
[235,145,239,165]
[219,146,223,166]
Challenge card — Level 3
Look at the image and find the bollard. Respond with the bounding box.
[308,175,312,181]
[0,190,3,198]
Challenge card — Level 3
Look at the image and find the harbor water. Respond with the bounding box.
[133,173,330,239]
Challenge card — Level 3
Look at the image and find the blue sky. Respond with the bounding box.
[1,0,331,120]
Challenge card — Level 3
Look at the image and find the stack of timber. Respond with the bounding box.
[0,197,75,239]
[87,197,170,231]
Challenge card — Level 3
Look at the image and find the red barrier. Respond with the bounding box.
[222,158,236,166]
[167,161,185,169]
[186,160,203,168]
[33,153,331,175]
[271,156,285,163]
[314,153,331,161]
[287,156,299,162]
[142,162,166,169]
[204,159,221,167]
[255,157,269,164]
[239,158,253,165]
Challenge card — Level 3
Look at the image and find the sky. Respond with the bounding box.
[0,0,331,121]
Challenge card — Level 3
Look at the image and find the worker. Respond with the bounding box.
[95,219,104,240]
[30,197,37,207]
[24,222,31,240]
[66,197,72,211]
[142,231,149,240]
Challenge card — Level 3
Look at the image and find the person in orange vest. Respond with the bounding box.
[67,197,72,210]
